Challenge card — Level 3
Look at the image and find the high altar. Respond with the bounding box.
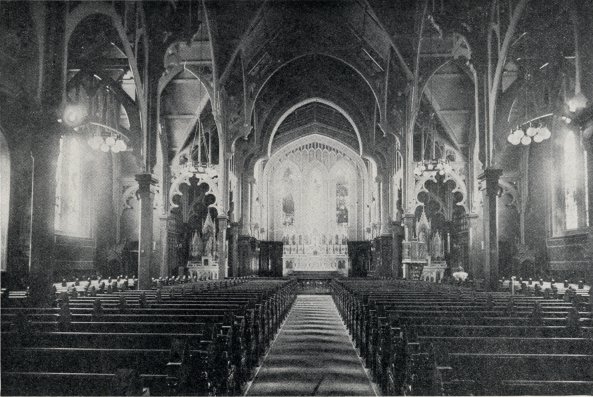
[282,232,349,276]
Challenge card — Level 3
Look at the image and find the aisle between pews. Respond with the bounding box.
[246,295,377,396]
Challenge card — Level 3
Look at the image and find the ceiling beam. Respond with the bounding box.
[218,0,270,85]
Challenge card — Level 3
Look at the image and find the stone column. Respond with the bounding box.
[465,213,481,277]
[159,215,174,278]
[379,173,391,236]
[28,1,67,303]
[136,174,157,289]
[478,168,502,290]
[29,122,61,302]
[228,222,239,277]
[392,222,405,278]
[238,236,252,276]
[402,213,416,241]
[216,215,228,279]
[240,175,253,236]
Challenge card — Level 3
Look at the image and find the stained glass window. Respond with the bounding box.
[553,129,589,234]
[55,136,90,237]
[336,181,349,224]
[281,168,295,226]
[563,131,579,230]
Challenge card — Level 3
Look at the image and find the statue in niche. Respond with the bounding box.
[322,234,326,245]
[291,234,296,245]
[202,211,216,258]
[431,231,444,260]
[190,231,204,259]
[298,235,302,245]
[416,208,431,246]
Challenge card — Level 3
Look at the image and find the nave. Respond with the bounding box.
[1,276,592,396]
[2,1,593,395]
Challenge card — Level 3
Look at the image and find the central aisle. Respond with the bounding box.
[246,295,376,396]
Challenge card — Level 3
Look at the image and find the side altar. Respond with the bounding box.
[282,233,349,276]
[186,212,219,279]
[402,209,448,282]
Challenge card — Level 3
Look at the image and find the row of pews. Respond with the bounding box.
[332,278,593,396]
[1,277,297,395]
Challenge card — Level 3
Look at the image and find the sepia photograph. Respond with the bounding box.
[0,0,592,395]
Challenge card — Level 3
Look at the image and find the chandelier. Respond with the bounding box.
[507,113,552,146]
[86,122,129,153]
[413,158,452,177]
[60,102,130,154]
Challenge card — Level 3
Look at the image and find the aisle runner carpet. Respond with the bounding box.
[246,295,376,396]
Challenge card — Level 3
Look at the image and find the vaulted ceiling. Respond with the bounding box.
[1,0,582,174]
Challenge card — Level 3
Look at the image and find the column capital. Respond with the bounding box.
[135,173,158,191]
[478,168,503,182]
[391,222,405,236]
[403,213,416,221]
[478,168,503,195]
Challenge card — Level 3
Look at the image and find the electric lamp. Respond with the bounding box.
[520,135,532,146]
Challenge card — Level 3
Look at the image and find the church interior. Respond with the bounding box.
[1,0,592,395]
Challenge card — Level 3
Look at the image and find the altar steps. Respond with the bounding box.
[288,271,344,280]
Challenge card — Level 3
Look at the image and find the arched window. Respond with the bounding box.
[336,177,349,225]
[54,135,91,237]
[0,130,10,271]
[552,129,589,234]
[281,168,295,227]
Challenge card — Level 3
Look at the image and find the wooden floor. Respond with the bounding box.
[246,295,376,396]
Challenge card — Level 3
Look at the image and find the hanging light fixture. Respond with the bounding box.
[507,113,553,146]
[83,122,129,153]
[59,83,130,154]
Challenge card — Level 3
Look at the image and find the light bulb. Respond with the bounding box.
[507,134,515,144]
[111,145,120,153]
[105,136,116,146]
[567,92,588,113]
[520,135,532,145]
[533,134,544,143]
[538,126,551,140]
[526,126,538,137]
[100,143,110,152]
[62,103,87,127]
[115,139,126,152]
[88,136,102,150]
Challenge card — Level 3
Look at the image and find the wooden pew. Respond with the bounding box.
[1,278,297,396]
[331,278,593,396]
